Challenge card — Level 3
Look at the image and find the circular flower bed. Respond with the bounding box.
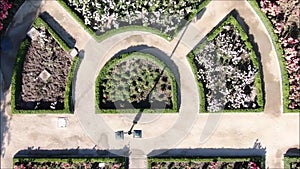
[63,0,205,36]
[17,26,72,110]
[193,24,259,112]
[257,0,300,109]
[97,52,177,111]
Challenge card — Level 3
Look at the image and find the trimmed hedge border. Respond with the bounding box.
[247,0,298,113]
[13,157,126,168]
[284,156,300,169]
[56,0,211,42]
[148,156,265,168]
[187,14,264,113]
[11,17,78,114]
[95,52,178,113]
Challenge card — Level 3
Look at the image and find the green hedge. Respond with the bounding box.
[95,52,178,113]
[11,17,79,114]
[56,0,211,42]
[11,39,30,114]
[284,156,300,169]
[247,0,298,113]
[148,156,265,168]
[187,14,264,113]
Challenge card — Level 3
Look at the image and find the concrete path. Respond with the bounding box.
[40,0,90,50]
[0,0,299,169]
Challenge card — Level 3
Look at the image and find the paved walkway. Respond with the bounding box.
[40,0,90,50]
[0,0,299,168]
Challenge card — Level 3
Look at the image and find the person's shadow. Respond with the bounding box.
[126,22,193,135]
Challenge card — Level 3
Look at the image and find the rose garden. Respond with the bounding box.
[1,0,299,168]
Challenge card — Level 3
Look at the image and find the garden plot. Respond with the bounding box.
[188,16,263,112]
[96,52,177,113]
[61,0,207,37]
[12,17,77,113]
[149,158,262,169]
[13,158,125,169]
[19,26,72,110]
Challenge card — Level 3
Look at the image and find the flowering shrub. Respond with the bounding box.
[150,160,261,169]
[258,0,300,109]
[193,24,259,112]
[14,161,125,169]
[0,0,12,31]
[64,0,204,36]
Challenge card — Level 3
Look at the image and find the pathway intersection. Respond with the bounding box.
[0,0,299,168]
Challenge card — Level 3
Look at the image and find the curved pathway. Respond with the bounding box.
[1,0,299,168]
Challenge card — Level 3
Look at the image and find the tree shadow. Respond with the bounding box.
[0,0,43,159]
[148,148,266,160]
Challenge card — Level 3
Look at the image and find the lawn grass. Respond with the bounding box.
[11,17,78,114]
[247,0,298,113]
[95,52,178,113]
[187,14,264,113]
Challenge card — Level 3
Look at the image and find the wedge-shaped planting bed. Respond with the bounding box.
[11,17,78,113]
[188,15,264,112]
[96,52,178,113]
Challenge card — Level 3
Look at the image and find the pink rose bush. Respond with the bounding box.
[14,160,125,169]
[0,0,12,31]
[258,0,300,109]
[150,161,261,169]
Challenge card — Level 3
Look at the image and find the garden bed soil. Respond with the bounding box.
[16,26,72,110]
